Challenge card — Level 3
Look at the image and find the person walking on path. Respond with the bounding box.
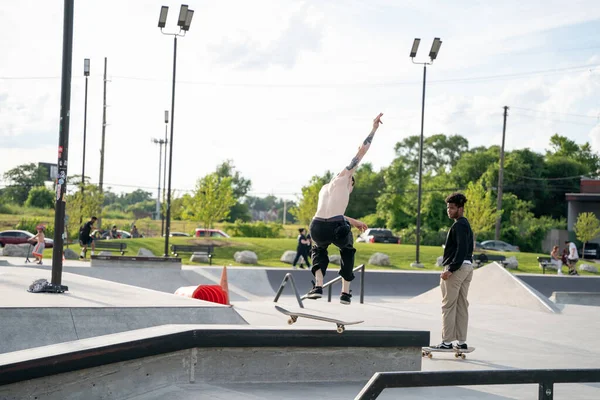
[292,228,311,269]
[79,216,97,260]
[31,226,46,265]
[431,192,474,351]
[305,113,383,305]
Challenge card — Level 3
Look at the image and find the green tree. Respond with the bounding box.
[375,159,412,230]
[345,163,384,219]
[25,187,55,209]
[574,212,600,254]
[290,172,333,225]
[464,180,502,244]
[2,163,48,205]
[65,183,104,238]
[547,134,599,177]
[215,160,252,222]
[182,173,236,228]
[394,134,469,178]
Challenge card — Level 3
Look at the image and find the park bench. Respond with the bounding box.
[93,241,127,255]
[473,253,506,268]
[171,244,214,265]
[537,256,553,274]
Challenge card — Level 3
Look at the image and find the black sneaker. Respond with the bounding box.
[340,291,352,305]
[299,264,306,269]
[431,342,453,350]
[454,343,468,350]
[306,283,323,299]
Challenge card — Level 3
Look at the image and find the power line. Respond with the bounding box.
[511,106,599,120]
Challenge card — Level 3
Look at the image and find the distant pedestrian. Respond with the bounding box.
[292,228,311,269]
[79,216,97,260]
[565,240,580,275]
[31,226,46,265]
[550,245,563,275]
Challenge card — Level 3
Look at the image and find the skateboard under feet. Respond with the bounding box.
[422,346,475,360]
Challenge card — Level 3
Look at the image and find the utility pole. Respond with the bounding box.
[80,58,90,225]
[283,199,287,225]
[98,57,107,230]
[47,0,74,293]
[495,106,509,240]
[161,111,169,237]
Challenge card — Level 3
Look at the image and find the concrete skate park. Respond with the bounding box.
[1,253,600,400]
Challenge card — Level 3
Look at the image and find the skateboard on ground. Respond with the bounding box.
[422,346,475,360]
[274,305,363,333]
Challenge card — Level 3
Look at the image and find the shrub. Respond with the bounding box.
[224,221,283,238]
[14,218,55,237]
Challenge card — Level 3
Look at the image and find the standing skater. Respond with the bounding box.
[306,113,383,305]
[292,228,311,269]
[431,192,474,350]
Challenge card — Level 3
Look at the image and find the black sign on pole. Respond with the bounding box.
[47,0,74,293]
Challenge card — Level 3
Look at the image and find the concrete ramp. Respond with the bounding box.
[406,263,561,314]
[0,269,247,354]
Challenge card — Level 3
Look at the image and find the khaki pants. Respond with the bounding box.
[440,263,473,342]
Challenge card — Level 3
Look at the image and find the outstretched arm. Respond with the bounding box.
[344,216,368,232]
[340,113,383,176]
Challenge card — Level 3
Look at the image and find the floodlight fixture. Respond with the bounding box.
[429,37,442,60]
[177,5,189,27]
[158,6,169,28]
[182,9,194,31]
[84,58,90,76]
[164,110,169,123]
[410,38,421,58]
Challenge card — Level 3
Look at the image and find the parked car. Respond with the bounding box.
[480,240,520,252]
[579,242,600,259]
[0,230,54,248]
[195,228,230,238]
[91,229,131,240]
[164,232,191,237]
[356,228,400,244]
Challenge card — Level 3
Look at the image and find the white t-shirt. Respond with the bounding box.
[568,242,578,260]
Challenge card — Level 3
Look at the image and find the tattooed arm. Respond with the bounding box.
[340,113,384,176]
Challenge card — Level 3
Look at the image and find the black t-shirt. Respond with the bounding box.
[80,221,94,239]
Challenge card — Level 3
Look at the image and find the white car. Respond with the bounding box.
[480,240,520,252]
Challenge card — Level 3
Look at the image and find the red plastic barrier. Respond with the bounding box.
[174,284,228,305]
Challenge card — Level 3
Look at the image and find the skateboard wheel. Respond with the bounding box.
[336,325,345,333]
[461,354,466,359]
[428,353,432,358]
[287,318,295,325]
[454,353,459,358]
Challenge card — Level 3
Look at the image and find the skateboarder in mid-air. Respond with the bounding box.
[306,113,383,305]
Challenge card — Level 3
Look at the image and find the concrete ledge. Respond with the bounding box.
[90,255,182,269]
[0,324,429,392]
[550,291,600,306]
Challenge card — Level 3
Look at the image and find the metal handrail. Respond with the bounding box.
[355,368,600,400]
[272,273,304,308]
[300,264,365,304]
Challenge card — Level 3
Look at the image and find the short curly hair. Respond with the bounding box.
[445,192,467,208]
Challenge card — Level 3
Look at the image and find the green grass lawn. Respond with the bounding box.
[41,237,599,276]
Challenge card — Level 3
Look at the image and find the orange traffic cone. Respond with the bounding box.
[220,266,230,305]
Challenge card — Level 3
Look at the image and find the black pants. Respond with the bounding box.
[292,247,311,267]
[309,216,356,282]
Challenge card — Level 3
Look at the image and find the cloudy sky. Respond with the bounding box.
[1,0,599,201]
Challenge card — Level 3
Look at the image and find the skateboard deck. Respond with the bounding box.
[422,346,475,360]
[274,305,363,333]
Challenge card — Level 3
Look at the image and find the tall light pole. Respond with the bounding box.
[152,138,166,222]
[162,110,169,237]
[158,4,195,256]
[79,58,90,225]
[409,37,442,268]
[46,0,74,293]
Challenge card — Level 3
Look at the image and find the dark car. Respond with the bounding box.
[356,228,401,244]
[0,230,54,248]
[579,242,600,259]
